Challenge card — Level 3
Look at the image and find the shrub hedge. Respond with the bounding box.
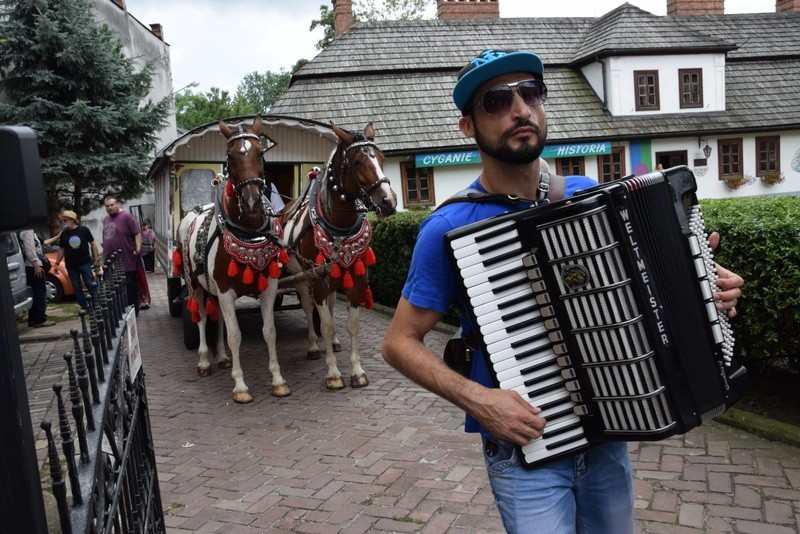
[368,196,800,374]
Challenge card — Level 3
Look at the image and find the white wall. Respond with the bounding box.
[606,54,725,116]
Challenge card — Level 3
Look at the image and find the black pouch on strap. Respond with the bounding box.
[443,327,476,378]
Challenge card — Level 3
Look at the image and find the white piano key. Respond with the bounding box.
[449,219,516,251]
[476,296,538,326]
[452,228,519,260]
[492,348,557,375]
[463,258,533,289]
[473,287,534,318]
[486,324,551,362]
[480,311,544,343]
[466,270,530,298]
[498,363,563,390]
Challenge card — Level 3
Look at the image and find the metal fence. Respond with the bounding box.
[3,252,164,534]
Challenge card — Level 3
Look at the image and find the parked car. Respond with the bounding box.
[43,245,75,303]
[5,231,32,316]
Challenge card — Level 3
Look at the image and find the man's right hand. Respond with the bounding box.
[472,387,546,446]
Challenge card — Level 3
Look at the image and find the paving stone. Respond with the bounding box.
[16,271,800,533]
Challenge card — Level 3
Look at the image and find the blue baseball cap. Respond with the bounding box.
[453,49,545,113]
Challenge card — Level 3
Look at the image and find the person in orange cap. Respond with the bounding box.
[53,210,100,310]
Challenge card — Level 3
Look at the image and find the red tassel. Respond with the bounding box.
[188,297,201,323]
[342,270,354,289]
[330,263,341,278]
[308,170,318,180]
[242,266,254,284]
[228,259,239,277]
[205,297,219,322]
[269,261,282,279]
[362,287,374,310]
[258,273,268,292]
[225,179,235,197]
[354,259,366,276]
[279,249,290,265]
[172,250,183,274]
[363,247,376,266]
[316,252,325,265]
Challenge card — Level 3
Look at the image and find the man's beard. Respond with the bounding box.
[474,120,546,164]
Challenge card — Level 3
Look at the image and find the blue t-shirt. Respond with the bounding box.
[402,175,598,435]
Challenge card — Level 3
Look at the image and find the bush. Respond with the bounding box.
[700,196,800,374]
[368,210,429,307]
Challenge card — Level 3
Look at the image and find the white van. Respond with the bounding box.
[5,232,32,316]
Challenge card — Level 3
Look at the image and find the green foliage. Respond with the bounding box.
[700,196,800,374]
[0,0,170,218]
[368,210,429,306]
[174,87,255,131]
[310,0,434,50]
[236,70,292,115]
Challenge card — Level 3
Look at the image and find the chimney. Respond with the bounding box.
[667,0,723,15]
[333,0,354,37]
[111,0,126,9]
[777,0,800,11]
[149,24,163,41]
[437,0,500,20]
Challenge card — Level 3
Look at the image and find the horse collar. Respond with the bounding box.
[308,174,366,240]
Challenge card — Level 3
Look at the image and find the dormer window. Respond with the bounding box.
[679,68,703,109]
[634,70,660,111]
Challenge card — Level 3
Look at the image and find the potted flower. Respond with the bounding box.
[760,171,785,185]
[723,174,748,190]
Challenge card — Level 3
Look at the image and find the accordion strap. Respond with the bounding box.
[436,172,552,211]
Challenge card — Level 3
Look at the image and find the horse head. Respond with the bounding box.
[219,116,268,220]
[330,122,397,217]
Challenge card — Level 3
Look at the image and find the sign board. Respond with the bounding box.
[540,142,612,159]
[126,308,142,379]
[415,151,480,168]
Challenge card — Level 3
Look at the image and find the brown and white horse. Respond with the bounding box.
[175,116,290,402]
[281,123,397,390]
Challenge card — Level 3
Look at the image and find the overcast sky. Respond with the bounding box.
[123,0,778,94]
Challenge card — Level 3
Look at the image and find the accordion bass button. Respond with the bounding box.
[573,405,589,416]
[544,318,560,330]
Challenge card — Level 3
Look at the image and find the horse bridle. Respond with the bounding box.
[224,132,273,217]
[329,139,391,215]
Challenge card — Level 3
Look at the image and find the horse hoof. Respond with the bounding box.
[233,390,253,404]
[307,350,322,360]
[197,366,212,377]
[326,377,346,390]
[332,342,342,352]
[272,384,291,398]
[218,359,232,369]
[350,374,369,388]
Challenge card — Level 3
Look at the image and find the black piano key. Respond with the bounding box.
[506,315,546,334]
[523,368,562,388]
[543,420,583,440]
[526,380,564,398]
[544,406,577,423]
[519,358,558,377]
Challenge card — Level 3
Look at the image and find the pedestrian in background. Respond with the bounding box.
[102,196,142,314]
[19,229,54,328]
[52,210,100,310]
[141,220,156,273]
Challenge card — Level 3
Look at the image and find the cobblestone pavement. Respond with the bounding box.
[18,272,800,533]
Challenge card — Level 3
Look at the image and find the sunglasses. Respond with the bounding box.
[473,79,548,116]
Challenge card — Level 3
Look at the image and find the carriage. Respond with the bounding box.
[147,115,397,401]
[147,115,339,341]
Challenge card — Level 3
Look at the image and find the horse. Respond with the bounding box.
[174,116,290,403]
[281,122,398,391]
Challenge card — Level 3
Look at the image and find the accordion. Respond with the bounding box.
[445,166,747,468]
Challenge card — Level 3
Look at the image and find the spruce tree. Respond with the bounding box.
[0,0,170,225]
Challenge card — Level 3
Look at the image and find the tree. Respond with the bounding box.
[236,70,292,115]
[174,87,255,131]
[311,0,433,49]
[0,0,170,228]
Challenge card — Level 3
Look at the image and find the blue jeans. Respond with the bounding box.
[67,263,96,309]
[482,438,633,534]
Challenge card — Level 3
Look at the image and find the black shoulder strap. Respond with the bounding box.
[435,172,551,211]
